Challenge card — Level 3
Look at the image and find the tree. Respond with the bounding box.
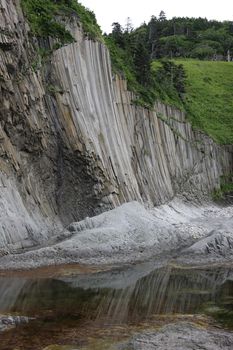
[130,26,151,85]
[191,44,215,59]
[111,22,125,48]
[155,60,186,98]
[158,35,190,58]
[134,40,151,85]
[125,17,133,33]
[159,10,166,21]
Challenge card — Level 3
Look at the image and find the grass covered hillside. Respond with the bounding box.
[152,59,233,144]
[180,60,233,145]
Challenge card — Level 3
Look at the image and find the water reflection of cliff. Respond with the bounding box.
[0,264,232,325]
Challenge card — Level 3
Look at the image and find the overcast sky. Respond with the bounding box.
[79,0,232,33]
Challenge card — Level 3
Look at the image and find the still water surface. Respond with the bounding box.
[0,261,232,349]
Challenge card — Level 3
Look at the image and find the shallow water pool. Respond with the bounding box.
[0,261,232,349]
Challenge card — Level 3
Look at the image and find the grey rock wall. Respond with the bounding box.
[0,0,232,250]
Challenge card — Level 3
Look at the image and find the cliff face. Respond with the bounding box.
[0,0,232,251]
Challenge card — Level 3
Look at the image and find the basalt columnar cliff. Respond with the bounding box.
[0,0,232,253]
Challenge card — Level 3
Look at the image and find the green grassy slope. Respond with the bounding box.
[152,59,233,144]
[180,59,233,144]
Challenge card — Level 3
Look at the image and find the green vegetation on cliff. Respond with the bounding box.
[105,23,158,108]
[21,1,233,144]
[106,16,233,144]
[212,174,233,200]
[105,33,156,109]
[21,0,102,44]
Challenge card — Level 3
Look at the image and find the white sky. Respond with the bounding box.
[79,0,233,33]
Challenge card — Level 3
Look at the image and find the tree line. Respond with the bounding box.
[107,12,233,61]
[104,13,233,106]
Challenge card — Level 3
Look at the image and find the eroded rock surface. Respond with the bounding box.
[120,322,233,350]
[0,199,232,269]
